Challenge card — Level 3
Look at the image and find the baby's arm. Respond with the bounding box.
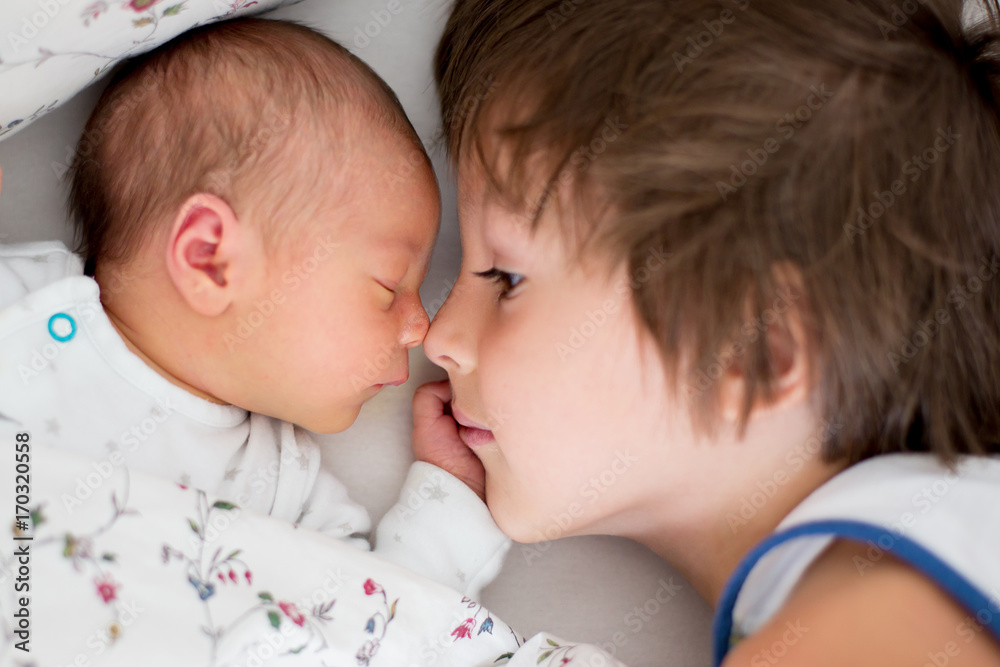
[408,379,486,500]
[286,420,509,600]
[724,540,1000,666]
[365,379,510,599]
[502,634,627,666]
[373,461,510,601]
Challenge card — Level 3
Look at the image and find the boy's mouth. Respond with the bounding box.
[451,404,496,447]
[458,426,496,447]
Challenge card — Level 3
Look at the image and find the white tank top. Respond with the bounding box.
[712,453,1000,665]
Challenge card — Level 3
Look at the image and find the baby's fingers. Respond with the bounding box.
[412,380,453,423]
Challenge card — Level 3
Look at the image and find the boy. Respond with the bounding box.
[414,0,1000,664]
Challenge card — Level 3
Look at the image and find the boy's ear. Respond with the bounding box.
[718,269,810,423]
[165,193,256,317]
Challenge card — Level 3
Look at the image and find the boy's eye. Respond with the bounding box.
[473,268,525,301]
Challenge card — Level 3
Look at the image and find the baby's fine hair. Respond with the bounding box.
[70,18,422,272]
[436,0,1000,463]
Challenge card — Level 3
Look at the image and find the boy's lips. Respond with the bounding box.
[458,425,496,447]
[451,405,495,447]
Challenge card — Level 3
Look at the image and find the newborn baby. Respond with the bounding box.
[0,18,507,599]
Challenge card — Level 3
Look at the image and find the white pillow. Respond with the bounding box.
[0,0,298,142]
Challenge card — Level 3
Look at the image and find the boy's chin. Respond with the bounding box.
[487,481,591,544]
[486,488,545,543]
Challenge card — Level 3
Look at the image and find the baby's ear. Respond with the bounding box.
[165,193,256,317]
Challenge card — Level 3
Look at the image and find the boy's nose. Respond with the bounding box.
[423,282,475,373]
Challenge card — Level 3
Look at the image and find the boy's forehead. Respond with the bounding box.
[455,156,503,215]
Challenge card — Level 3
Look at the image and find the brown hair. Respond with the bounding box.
[436,0,1000,463]
[70,17,423,273]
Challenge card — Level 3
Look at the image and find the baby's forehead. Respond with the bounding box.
[273,130,439,240]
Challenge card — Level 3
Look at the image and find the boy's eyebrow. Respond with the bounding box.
[482,210,531,255]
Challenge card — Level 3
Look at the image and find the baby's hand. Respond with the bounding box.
[412,380,486,502]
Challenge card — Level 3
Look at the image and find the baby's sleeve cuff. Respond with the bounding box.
[373,461,511,600]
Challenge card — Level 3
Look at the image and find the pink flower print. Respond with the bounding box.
[82,2,108,25]
[278,601,306,627]
[228,569,238,583]
[245,570,253,585]
[124,0,164,11]
[451,618,475,640]
[227,0,260,11]
[95,574,120,604]
[363,578,384,596]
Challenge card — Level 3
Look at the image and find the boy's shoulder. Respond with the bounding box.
[724,539,1000,666]
[0,241,84,310]
[722,453,1000,666]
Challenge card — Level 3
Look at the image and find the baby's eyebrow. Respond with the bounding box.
[378,238,431,276]
[396,236,427,255]
[377,234,421,255]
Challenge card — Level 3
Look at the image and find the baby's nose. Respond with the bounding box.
[400,296,430,349]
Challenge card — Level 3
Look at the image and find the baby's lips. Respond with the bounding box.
[376,368,409,387]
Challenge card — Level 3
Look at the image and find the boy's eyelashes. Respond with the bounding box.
[473,267,525,301]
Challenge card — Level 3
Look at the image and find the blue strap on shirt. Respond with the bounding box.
[712,519,1000,666]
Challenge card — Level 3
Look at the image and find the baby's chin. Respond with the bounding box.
[296,403,364,435]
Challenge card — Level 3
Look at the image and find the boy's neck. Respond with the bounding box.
[626,407,849,607]
[649,458,846,606]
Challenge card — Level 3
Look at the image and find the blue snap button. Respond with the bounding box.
[48,313,76,342]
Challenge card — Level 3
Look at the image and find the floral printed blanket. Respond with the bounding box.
[0,0,299,142]
[0,442,524,666]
